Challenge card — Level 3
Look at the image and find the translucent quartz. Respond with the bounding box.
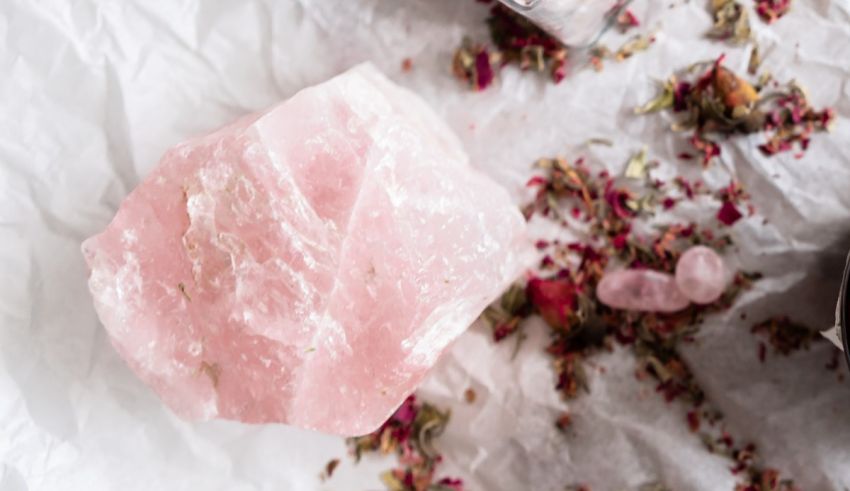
[596,269,690,313]
[82,64,526,436]
[675,246,727,304]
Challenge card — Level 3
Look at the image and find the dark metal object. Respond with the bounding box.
[497,0,634,49]
[840,252,850,366]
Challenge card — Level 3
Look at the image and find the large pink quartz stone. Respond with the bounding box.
[596,269,690,313]
[82,64,526,436]
[675,245,727,304]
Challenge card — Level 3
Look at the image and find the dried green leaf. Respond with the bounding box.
[575,361,590,394]
[748,45,761,75]
[645,355,671,382]
[615,32,656,61]
[625,147,649,179]
[636,80,675,114]
[585,137,614,146]
[707,0,751,43]
[501,283,529,314]
[380,470,405,491]
[414,404,450,459]
[756,71,773,91]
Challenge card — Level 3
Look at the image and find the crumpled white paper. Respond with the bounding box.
[2,0,850,490]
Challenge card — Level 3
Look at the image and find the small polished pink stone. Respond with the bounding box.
[596,269,690,313]
[675,245,727,304]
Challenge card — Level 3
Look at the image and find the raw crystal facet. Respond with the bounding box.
[82,64,526,436]
[675,245,727,304]
[596,269,690,313]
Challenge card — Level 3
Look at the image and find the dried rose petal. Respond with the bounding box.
[717,200,743,226]
[673,82,693,112]
[392,395,418,425]
[474,50,496,90]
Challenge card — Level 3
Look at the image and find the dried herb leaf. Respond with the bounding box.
[639,57,833,161]
[635,80,675,114]
[480,139,798,489]
[625,147,649,179]
[380,470,405,491]
[751,316,821,356]
[748,45,762,75]
[346,396,463,491]
[319,459,340,481]
[615,32,657,61]
[707,0,751,43]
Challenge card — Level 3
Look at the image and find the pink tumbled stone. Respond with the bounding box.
[82,64,526,436]
[596,269,690,313]
[675,245,727,304]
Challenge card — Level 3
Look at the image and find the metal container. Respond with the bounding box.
[497,0,631,47]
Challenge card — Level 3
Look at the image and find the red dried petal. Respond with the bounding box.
[436,477,465,491]
[391,395,418,425]
[687,410,701,432]
[717,200,743,226]
[612,233,629,249]
[474,50,495,90]
[526,176,547,187]
[673,82,693,112]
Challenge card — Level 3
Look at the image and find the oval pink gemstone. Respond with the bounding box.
[675,245,727,304]
[596,269,690,313]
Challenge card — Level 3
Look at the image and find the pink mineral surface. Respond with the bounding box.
[675,245,727,304]
[596,269,690,313]
[82,64,526,436]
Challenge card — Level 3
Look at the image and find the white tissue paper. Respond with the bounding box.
[2,0,850,490]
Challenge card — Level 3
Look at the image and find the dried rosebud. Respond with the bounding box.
[452,39,500,91]
[617,9,640,32]
[551,57,567,84]
[755,0,791,24]
[708,0,751,43]
[604,181,638,219]
[714,67,759,109]
[526,277,578,331]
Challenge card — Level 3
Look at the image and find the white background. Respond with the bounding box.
[2,0,850,489]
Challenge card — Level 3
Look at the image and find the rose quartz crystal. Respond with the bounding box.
[82,64,526,436]
[675,245,727,304]
[596,269,690,313]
